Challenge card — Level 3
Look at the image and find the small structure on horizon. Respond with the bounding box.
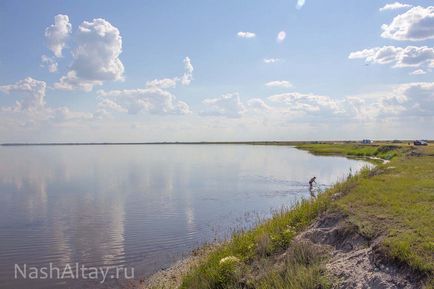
[361,139,373,144]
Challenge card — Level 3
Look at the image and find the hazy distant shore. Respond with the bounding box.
[2,140,431,146]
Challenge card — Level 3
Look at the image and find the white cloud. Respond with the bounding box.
[98,88,190,115]
[276,31,286,43]
[349,46,434,69]
[265,81,293,88]
[96,57,193,116]
[55,18,124,91]
[146,78,177,89]
[0,77,46,111]
[296,0,306,10]
[0,77,93,125]
[268,92,342,115]
[247,98,272,112]
[45,14,72,58]
[237,31,256,39]
[200,91,344,120]
[410,69,427,75]
[180,57,194,85]
[97,98,127,113]
[201,93,246,118]
[346,95,404,120]
[41,55,58,73]
[379,2,412,12]
[51,107,93,122]
[263,58,282,64]
[55,71,102,92]
[381,6,434,41]
[397,82,434,116]
[146,57,193,89]
[346,82,434,119]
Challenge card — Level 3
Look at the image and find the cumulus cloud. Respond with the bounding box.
[201,93,246,118]
[346,95,403,120]
[399,82,434,116]
[349,46,434,70]
[97,88,190,115]
[51,107,93,122]
[237,31,256,39]
[265,81,293,88]
[346,82,434,120]
[247,98,272,112]
[0,77,93,124]
[198,91,345,120]
[263,58,282,64]
[96,57,193,116]
[145,57,193,89]
[276,31,286,43]
[268,92,343,115]
[0,77,46,111]
[180,57,194,85]
[45,14,72,58]
[55,18,124,91]
[96,98,127,113]
[145,78,177,89]
[41,55,58,73]
[296,0,306,10]
[379,2,412,12]
[196,84,434,121]
[381,6,434,41]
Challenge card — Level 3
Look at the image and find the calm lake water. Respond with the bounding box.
[0,145,369,289]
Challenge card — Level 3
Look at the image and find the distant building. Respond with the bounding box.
[361,139,373,144]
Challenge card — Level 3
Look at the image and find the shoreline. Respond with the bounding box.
[143,143,433,289]
[138,146,372,288]
[140,245,217,289]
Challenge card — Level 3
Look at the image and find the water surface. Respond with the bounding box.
[0,145,369,288]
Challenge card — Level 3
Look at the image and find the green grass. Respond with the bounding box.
[337,153,434,273]
[180,143,433,288]
[299,144,434,274]
[252,241,331,289]
[298,143,434,275]
[180,169,365,288]
[295,143,405,160]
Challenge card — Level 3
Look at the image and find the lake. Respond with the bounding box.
[0,144,369,289]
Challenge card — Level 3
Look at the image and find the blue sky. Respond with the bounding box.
[0,0,433,142]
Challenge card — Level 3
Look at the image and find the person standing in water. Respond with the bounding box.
[309,176,317,197]
[309,176,317,188]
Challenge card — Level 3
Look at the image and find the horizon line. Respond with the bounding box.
[1,140,429,146]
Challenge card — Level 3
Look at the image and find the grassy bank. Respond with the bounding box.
[296,143,434,272]
[294,142,406,160]
[178,143,433,289]
[180,175,360,289]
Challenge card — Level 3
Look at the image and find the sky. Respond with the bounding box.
[0,0,433,142]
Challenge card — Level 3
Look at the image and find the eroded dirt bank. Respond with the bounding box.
[137,212,426,289]
[297,212,425,289]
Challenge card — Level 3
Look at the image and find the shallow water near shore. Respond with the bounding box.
[0,144,370,289]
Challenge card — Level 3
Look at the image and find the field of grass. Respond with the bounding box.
[179,143,433,289]
[338,151,434,272]
[295,142,408,160]
[297,143,434,271]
